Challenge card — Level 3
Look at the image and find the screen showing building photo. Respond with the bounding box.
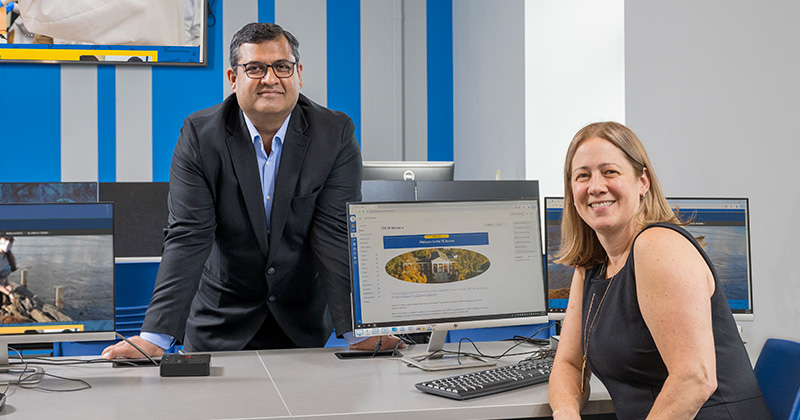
[349,200,546,333]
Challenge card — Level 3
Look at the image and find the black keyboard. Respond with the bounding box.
[415,358,553,400]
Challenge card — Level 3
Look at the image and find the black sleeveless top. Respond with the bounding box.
[582,223,770,419]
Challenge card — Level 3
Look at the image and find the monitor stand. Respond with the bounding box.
[400,330,497,371]
[0,343,44,385]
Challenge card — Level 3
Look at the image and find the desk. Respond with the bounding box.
[1,342,614,419]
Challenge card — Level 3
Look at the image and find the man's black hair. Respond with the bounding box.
[230,22,300,68]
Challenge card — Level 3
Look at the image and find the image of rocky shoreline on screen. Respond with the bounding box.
[0,235,114,333]
[385,247,490,284]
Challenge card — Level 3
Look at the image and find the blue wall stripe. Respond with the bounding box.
[98,66,116,182]
[426,0,454,161]
[151,0,226,182]
[326,0,361,145]
[0,64,62,182]
[259,0,275,23]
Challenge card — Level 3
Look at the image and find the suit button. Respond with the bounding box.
[267,267,276,275]
[268,295,276,302]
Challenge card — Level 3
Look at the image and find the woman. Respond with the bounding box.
[547,122,769,419]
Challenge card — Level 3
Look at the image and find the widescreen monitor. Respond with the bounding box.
[348,199,548,370]
[0,202,116,377]
[544,197,754,321]
[0,1,207,65]
[362,161,454,182]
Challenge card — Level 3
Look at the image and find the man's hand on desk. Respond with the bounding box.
[348,335,406,351]
[101,335,165,360]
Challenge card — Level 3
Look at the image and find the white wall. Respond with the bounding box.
[524,0,626,199]
[453,0,527,180]
[625,0,800,359]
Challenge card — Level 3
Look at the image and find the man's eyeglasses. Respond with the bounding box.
[233,60,297,79]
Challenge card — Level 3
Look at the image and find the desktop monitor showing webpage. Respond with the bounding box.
[348,199,548,370]
[544,197,754,321]
[0,202,116,373]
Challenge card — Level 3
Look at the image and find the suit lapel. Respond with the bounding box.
[268,104,310,260]
[225,107,270,258]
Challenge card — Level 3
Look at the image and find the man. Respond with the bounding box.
[103,22,400,358]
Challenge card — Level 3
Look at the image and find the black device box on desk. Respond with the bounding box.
[159,353,211,377]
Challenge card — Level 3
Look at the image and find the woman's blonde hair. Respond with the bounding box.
[556,122,680,268]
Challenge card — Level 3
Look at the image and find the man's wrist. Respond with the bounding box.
[139,331,176,350]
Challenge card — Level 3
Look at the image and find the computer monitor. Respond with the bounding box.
[0,202,117,377]
[362,161,455,182]
[544,197,754,321]
[348,199,548,370]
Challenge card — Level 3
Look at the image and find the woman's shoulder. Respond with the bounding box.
[633,223,703,266]
[634,223,698,255]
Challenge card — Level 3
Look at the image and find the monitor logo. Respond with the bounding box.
[403,170,416,181]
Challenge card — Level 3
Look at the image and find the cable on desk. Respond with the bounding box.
[6,347,91,392]
[11,356,130,367]
[372,337,383,357]
[449,321,557,365]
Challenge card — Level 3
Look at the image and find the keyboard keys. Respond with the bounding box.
[415,358,553,400]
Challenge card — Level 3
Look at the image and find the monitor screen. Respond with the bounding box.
[362,161,454,182]
[348,199,548,369]
[544,197,570,319]
[1,1,207,65]
[544,197,754,321]
[0,202,116,372]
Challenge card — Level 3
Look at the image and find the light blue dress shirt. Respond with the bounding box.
[246,111,288,233]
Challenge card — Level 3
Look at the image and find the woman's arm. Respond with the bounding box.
[549,267,591,420]
[635,227,718,420]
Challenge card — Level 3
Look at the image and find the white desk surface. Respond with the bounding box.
[1,342,613,419]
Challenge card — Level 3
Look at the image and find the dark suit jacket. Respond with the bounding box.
[141,93,361,351]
